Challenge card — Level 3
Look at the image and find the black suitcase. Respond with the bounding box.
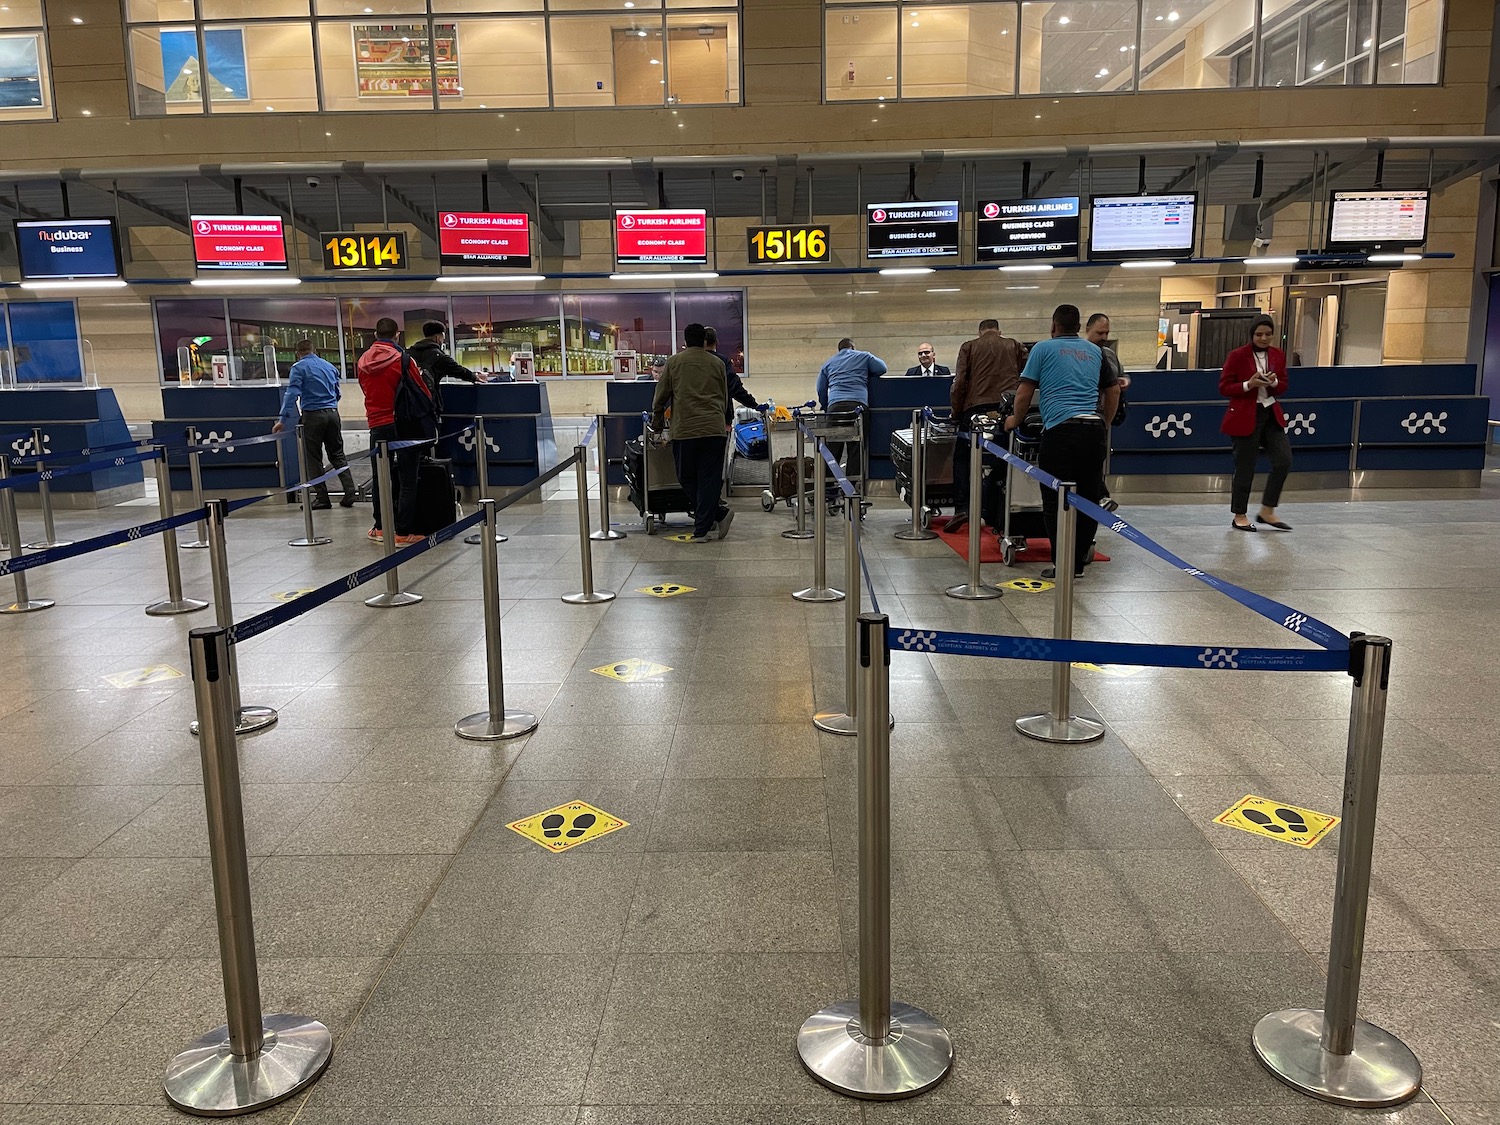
[411,457,457,535]
[623,436,693,525]
[891,426,956,509]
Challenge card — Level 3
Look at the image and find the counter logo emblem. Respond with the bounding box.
[1400,410,1447,435]
[1144,413,1192,438]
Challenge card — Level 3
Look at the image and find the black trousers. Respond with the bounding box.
[369,423,422,535]
[300,407,355,503]
[672,434,729,538]
[951,402,1002,516]
[1230,405,1293,515]
[1038,418,1109,574]
[823,399,866,492]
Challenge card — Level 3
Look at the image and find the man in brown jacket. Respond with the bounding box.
[947,319,1026,532]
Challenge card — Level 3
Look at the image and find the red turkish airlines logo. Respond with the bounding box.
[983,203,1000,219]
[871,209,887,224]
[195,220,211,234]
[619,214,637,229]
[443,213,458,227]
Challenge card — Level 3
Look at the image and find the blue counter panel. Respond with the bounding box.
[1356,396,1491,447]
[1128,364,1477,404]
[438,381,552,488]
[0,388,143,494]
[605,381,656,485]
[868,376,952,480]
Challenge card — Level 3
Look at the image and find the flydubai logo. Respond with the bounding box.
[37,229,91,241]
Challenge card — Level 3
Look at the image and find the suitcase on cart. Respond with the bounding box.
[891,425,956,511]
[624,435,694,534]
[411,457,458,535]
[733,418,768,459]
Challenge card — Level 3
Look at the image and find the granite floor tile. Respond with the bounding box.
[665,723,822,779]
[343,726,528,783]
[0,785,168,858]
[277,782,498,855]
[579,1110,860,1125]
[1111,717,1324,778]
[0,858,75,923]
[294,1109,579,1125]
[991,775,1210,850]
[646,778,830,852]
[89,782,334,858]
[508,724,675,781]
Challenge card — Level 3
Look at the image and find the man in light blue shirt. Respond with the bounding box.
[816,337,888,486]
[1007,305,1120,579]
[272,340,355,509]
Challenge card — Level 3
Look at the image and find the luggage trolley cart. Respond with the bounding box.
[995,414,1049,566]
[802,405,872,520]
[892,406,957,528]
[624,412,735,536]
[760,403,812,513]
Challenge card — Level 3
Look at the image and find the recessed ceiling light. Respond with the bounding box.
[1167,10,1179,19]
[649,58,660,64]
[1058,15,1070,24]
[70,15,83,23]
[927,287,962,293]
[1121,259,1177,269]
[80,108,92,116]
[911,20,920,26]
[1005,285,1041,290]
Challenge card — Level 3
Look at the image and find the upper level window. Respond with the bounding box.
[124,0,740,115]
[0,2,52,122]
[823,0,1443,100]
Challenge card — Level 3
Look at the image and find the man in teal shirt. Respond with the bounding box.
[272,340,356,509]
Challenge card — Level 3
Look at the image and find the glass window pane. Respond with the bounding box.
[320,20,456,110]
[825,6,896,101]
[130,25,205,114]
[673,291,745,376]
[1302,3,1349,81]
[901,3,1017,98]
[0,31,50,120]
[438,17,547,107]
[155,299,229,384]
[0,2,45,27]
[1020,0,1137,94]
[1139,0,1252,90]
[316,1,425,14]
[9,302,83,385]
[548,0,662,9]
[125,1,196,22]
[201,1,310,16]
[450,294,562,378]
[1259,22,1296,86]
[561,292,672,377]
[551,13,665,107]
[665,13,738,104]
[338,296,448,378]
[227,298,342,377]
[433,0,543,10]
[198,24,318,113]
[1388,0,1441,82]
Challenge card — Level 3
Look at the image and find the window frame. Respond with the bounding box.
[0,4,56,124]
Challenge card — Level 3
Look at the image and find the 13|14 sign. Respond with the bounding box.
[747,225,830,265]
[322,230,409,271]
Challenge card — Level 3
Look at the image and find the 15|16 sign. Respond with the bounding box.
[748,225,830,265]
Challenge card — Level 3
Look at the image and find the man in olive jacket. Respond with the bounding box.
[650,322,733,541]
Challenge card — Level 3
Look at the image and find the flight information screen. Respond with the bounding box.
[1327,190,1429,250]
[1088,194,1197,259]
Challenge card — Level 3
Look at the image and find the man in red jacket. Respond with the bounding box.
[356,317,429,545]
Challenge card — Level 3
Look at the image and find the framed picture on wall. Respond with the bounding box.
[353,24,461,99]
[161,27,250,104]
[0,35,45,110]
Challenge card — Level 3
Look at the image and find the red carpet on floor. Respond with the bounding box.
[931,517,1110,565]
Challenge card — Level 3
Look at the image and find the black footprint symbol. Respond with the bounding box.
[542,813,566,838]
[1243,807,1309,835]
[568,813,597,838]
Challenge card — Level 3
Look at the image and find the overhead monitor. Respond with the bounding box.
[976,197,1080,262]
[191,215,289,271]
[1087,193,1198,260]
[865,201,960,259]
[1327,190,1429,251]
[15,217,122,280]
[437,211,532,268]
[614,209,709,265]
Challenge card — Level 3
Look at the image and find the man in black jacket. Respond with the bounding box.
[408,320,489,414]
[704,325,759,415]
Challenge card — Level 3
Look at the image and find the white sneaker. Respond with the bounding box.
[713,509,735,541]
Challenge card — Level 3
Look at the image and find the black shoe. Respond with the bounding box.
[946,512,968,533]
[1232,519,1257,532]
[1256,515,1293,531]
[1040,566,1085,580]
[339,496,356,508]
[309,498,332,511]
[1100,497,1119,512]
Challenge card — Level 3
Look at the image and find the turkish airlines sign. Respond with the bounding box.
[192,216,288,271]
[437,211,532,268]
[615,209,708,265]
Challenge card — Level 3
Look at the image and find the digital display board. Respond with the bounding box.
[976,197,1080,262]
[747,224,830,265]
[437,211,532,268]
[322,230,409,272]
[15,218,122,280]
[1088,193,1197,260]
[865,201,960,259]
[191,215,289,271]
[1327,190,1429,250]
[615,209,709,265]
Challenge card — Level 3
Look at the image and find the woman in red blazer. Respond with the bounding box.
[1220,315,1293,532]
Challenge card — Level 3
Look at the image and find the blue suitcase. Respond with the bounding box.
[733,418,767,459]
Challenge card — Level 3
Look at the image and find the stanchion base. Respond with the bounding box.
[24,539,72,550]
[1014,711,1106,744]
[364,591,423,608]
[145,597,210,617]
[464,532,509,545]
[793,586,845,603]
[455,708,540,741]
[1253,1009,1422,1107]
[191,706,280,738]
[288,536,332,548]
[797,999,953,1100]
[945,582,1003,601]
[163,1013,334,1116]
[561,590,616,604]
[894,529,938,542]
[814,710,894,736]
[1,598,54,614]
[180,540,210,550]
[590,529,627,541]
[781,529,816,540]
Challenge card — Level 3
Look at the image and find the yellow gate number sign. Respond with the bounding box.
[508,800,628,853]
[636,583,695,598]
[591,658,673,682]
[1215,794,1340,848]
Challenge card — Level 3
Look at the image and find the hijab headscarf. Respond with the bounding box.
[1249,315,1276,351]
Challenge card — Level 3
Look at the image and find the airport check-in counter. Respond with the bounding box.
[1110,364,1491,487]
[868,375,955,480]
[436,381,555,492]
[604,381,654,487]
[0,388,145,506]
[154,385,290,493]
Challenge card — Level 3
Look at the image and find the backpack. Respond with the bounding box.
[391,344,438,440]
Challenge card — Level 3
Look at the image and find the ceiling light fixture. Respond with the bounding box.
[1368,253,1422,263]
[191,277,302,287]
[438,274,546,282]
[999,263,1055,273]
[1252,256,1301,266]
[610,271,720,281]
[21,279,127,291]
[878,267,935,276]
[927,287,962,293]
[1120,260,1176,269]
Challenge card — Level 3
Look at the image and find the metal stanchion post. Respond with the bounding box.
[561,445,616,604]
[365,442,422,609]
[464,416,508,546]
[590,414,626,542]
[1252,635,1421,1107]
[799,612,952,1098]
[1015,480,1104,744]
[0,456,52,613]
[182,425,209,549]
[815,495,866,735]
[24,429,70,550]
[793,440,844,602]
[895,408,936,542]
[189,498,277,737]
[145,451,209,617]
[782,420,814,540]
[273,430,289,494]
[288,423,331,548]
[946,429,1002,599]
[457,499,539,741]
[164,627,333,1115]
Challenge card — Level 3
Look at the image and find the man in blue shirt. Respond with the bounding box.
[272,340,355,510]
[1006,305,1120,579]
[816,337,888,488]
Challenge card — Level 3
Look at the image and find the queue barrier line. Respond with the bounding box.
[0,504,205,578]
[12,437,169,467]
[808,432,883,614]
[969,432,1349,653]
[580,415,600,452]
[888,625,1350,674]
[0,447,160,492]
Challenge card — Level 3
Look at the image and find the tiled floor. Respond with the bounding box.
[0,465,1497,1125]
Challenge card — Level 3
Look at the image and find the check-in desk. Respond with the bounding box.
[0,388,144,506]
[603,381,655,487]
[1109,364,1490,490]
[154,385,290,493]
[867,375,955,480]
[437,381,555,493]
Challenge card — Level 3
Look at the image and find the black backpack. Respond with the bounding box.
[391,344,438,440]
